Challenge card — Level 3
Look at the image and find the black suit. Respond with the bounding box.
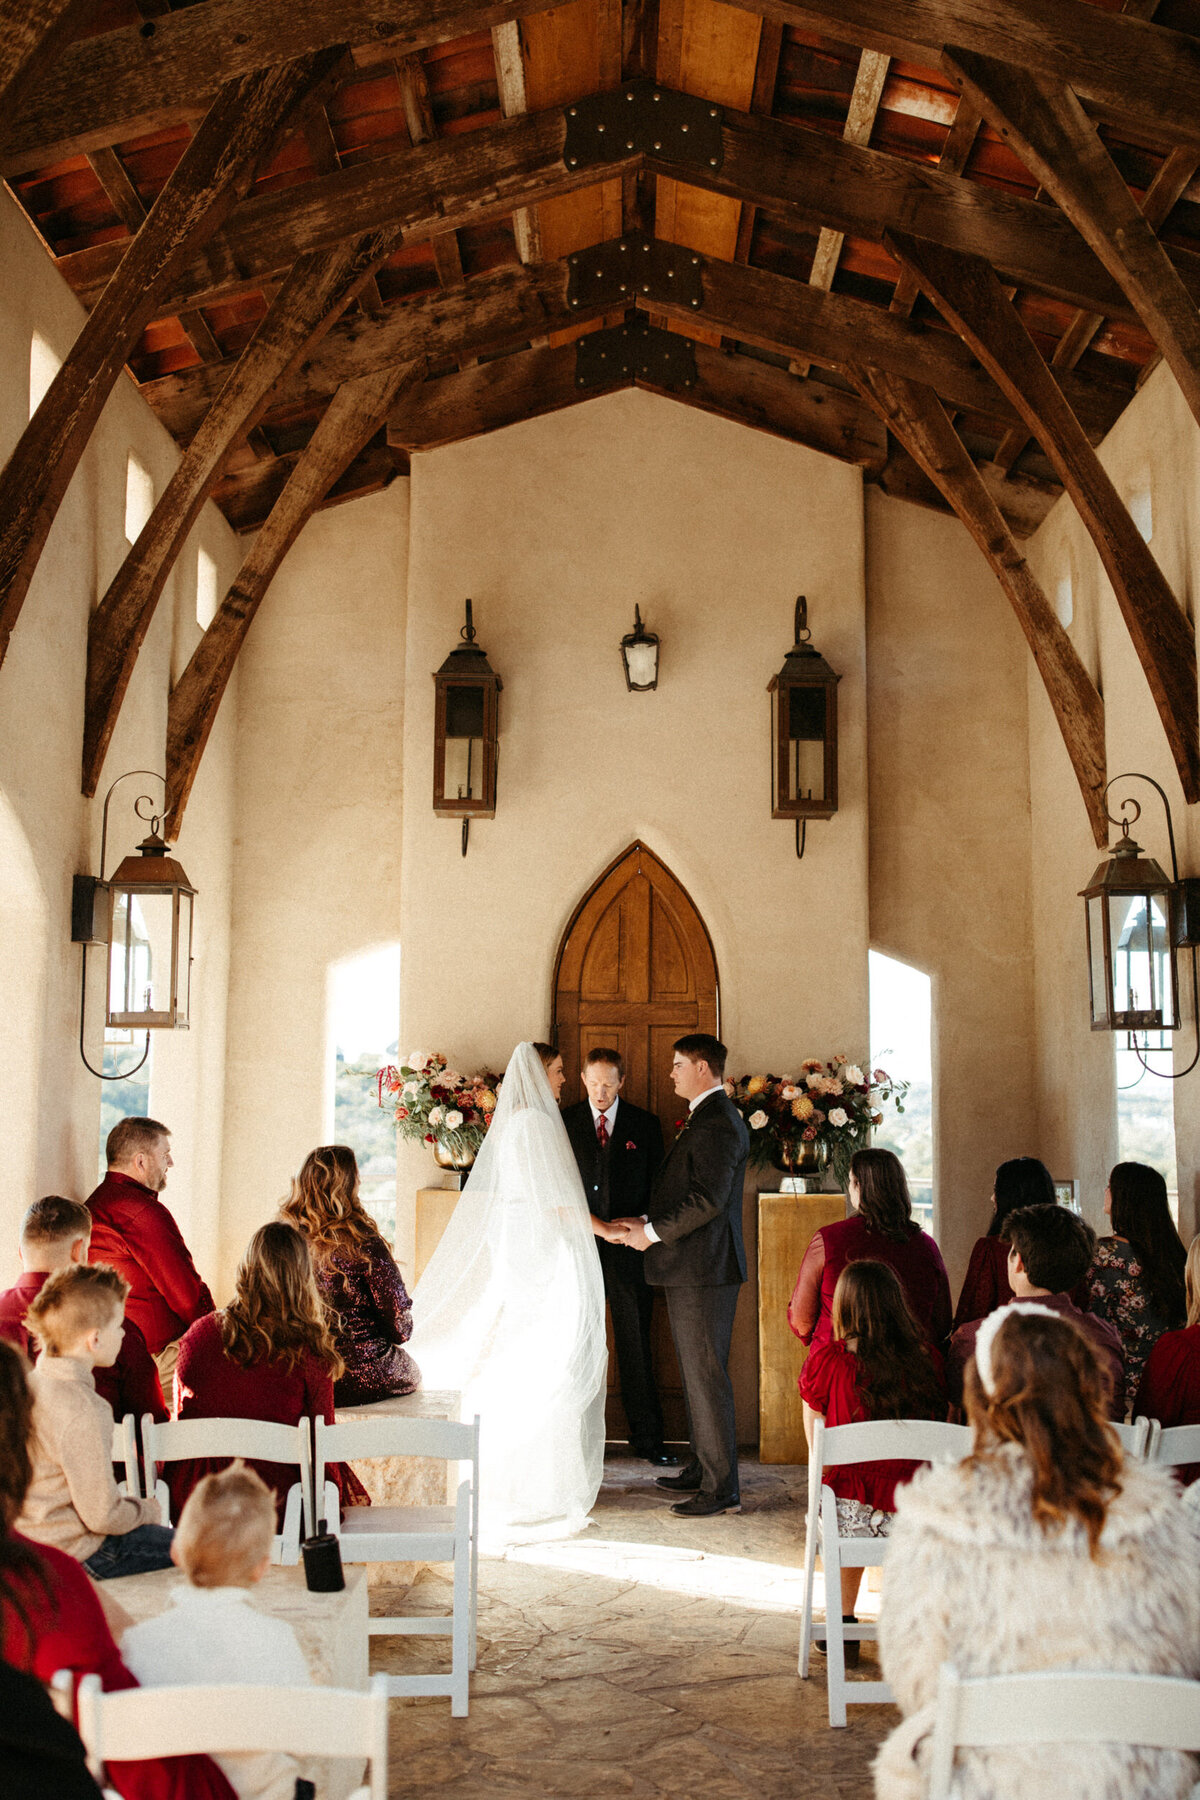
[563,1096,666,1454]
[643,1089,749,1501]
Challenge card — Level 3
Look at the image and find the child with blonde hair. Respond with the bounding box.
[19,1264,172,1578]
[122,1464,311,1800]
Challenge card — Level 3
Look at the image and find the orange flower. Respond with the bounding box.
[792,1095,815,1120]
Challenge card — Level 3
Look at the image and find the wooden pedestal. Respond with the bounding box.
[757,1190,846,1463]
[415,1186,462,1281]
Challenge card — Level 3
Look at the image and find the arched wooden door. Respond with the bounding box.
[553,843,720,1443]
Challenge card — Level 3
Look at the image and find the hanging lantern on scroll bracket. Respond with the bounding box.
[768,596,841,857]
[432,599,503,857]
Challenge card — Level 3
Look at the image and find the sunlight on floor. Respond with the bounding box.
[500,1535,857,1615]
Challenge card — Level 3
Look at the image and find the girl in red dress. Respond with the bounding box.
[1135,1231,1200,1485]
[952,1156,1057,1330]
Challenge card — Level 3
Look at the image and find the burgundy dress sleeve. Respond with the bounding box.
[787,1230,827,1345]
[923,1232,953,1348]
[953,1237,999,1331]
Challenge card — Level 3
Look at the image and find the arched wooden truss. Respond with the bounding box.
[5,0,1200,838]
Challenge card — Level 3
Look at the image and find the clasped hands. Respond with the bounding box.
[600,1216,653,1251]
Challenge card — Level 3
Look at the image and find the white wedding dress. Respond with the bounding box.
[408,1042,608,1546]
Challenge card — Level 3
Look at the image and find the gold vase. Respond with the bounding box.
[433,1140,476,1172]
[775,1138,829,1193]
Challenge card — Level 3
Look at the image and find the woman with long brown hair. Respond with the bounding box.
[800,1260,947,1653]
[875,1306,1200,1800]
[1087,1160,1187,1400]
[171,1220,368,1521]
[280,1145,419,1405]
[788,1147,952,1356]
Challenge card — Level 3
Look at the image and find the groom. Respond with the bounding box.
[614,1034,749,1517]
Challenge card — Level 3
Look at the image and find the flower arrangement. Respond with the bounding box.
[731,1055,908,1190]
[377,1052,502,1161]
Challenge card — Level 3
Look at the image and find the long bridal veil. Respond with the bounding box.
[408,1041,608,1545]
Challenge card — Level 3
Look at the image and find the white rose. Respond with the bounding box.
[428,1105,445,1125]
[440,1069,462,1087]
[844,1065,864,1086]
[402,1081,420,1098]
[828,1107,849,1127]
[780,1085,800,1100]
[749,1109,769,1130]
[445,1110,464,1131]
[408,1051,429,1069]
[805,1072,822,1089]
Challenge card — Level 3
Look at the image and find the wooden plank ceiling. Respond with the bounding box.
[4,0,1200,832]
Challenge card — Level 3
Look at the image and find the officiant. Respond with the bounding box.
[563,1050,677,1467]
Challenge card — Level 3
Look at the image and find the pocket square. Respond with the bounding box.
[625,1139,637,1151]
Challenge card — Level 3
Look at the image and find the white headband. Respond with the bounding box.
[974,1301,1061,1396]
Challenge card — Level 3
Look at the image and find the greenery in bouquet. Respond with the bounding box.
[731,1055,908,1190]
[377,1052,502,1159]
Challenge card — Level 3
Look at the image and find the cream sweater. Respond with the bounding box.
[19,1355,160,1560]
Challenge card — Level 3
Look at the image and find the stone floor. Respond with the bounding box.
[371,1455,897,1799]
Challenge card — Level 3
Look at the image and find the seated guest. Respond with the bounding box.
[0,1337,236,1800]
[951,1156,1057,1330]
[19,1265,173,1580]
[0,1195,166,1437]
[87,1117,214,1394]
[788,1149,952,1356]
[281,1145,420,1404]
[124,1465,311,1800]
[948,1205,1125,1418]
[1086,1160,1187,1400]
[170,1222,367,1524]
[1136,1231,1200,1486]
[874,1306,1200,1800]
[800,1260,947,1661]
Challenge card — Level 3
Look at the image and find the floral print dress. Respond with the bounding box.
[1085,1237,1177,1405]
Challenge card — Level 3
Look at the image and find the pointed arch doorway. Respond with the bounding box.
[553,842,720,1444]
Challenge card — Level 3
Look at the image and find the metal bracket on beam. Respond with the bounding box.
[576,323,697,390]
[563,79,723,174]
[567,233,705,312]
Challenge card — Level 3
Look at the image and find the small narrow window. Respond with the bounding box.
[196,547,219,629]
[1054,572,1073,627]
[1127,483,1153,542]
[29,332,60,417]
[124,454,154,544]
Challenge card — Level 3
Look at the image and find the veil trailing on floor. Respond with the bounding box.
[408,1041,608,1545]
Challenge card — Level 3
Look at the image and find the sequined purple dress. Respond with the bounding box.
[318,1236,422,1406]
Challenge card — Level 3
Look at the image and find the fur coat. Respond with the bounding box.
[874,1443,1200,1800]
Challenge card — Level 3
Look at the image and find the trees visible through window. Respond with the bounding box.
[1115,1042,1177,1217]
[327,945,401,1245]
[869,949,934,1230]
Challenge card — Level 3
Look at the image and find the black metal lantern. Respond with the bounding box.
[72,772,197,1078]
[620,605,660,691]
[433,599,502,856]
[1080,819,1177,1042]
[768,596,840,855]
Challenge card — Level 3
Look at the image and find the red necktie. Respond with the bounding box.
[596,1113,609,1149]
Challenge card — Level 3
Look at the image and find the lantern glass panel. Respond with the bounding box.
[786,685,827,805]
[625,640,658,690]
[109,889,176,1025]
[176,890,194,1029]
[1111,891,1173,1029]
[1086,894,1111,1028]
[442,684,485,805]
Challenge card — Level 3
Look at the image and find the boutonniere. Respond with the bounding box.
[625,1139,637,1151]
[674,1116,689,1137]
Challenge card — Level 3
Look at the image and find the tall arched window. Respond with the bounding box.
[327,945,401,1243]
[869,949,934,1229]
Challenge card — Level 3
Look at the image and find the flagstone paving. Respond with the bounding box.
[371,1456,895,1799]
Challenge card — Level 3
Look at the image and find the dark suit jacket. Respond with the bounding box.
[643,1090,749,1288]
[562,1097,664,1223]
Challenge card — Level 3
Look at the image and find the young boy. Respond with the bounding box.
[19,1263,174,1579]
[0,1194,167,1431]
[123,1464,312,1800]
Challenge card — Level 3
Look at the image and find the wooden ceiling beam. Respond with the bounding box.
[165,360,421,837]
[0,0,88,118]
[889,96,980,318]
[944,50,1200,435]
[81,227,403,797]
[851,361,1108,845]
[888,228,1200,804]
[0,52,340,677]
[389,342,617,449]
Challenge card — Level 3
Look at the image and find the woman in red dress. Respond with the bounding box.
[0,1339,235,1800]
[800,1259,947,1654]
[952,1156,1058,1330]
[788,1148,951,1357]
[170,1221,367,1523]
[1135,1231,1200,1485]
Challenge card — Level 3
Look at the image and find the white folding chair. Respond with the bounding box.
[926,1663,1200,1800]
[1112,1416,1152,1457]
[75,1673,389,1800]
[314,1413,480,1714]
[1146,1419,1200,1469]
[140,1414,312,1564]
[116,1413,141,1498]
[799,1416,972,1727]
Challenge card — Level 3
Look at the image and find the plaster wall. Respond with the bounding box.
[1024,359,1200,1242]
[219,485,408,1294]
[0,187,242,1277]
[863,490,1038,1286]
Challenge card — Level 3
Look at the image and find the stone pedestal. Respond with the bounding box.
[757,1190,846,1463]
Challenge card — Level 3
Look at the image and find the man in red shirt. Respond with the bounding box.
[86,1117,214,1396]
[0,1194,167,1433]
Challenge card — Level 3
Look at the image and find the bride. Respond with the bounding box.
[408,1041,609,1545]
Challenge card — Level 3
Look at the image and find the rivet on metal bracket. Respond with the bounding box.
[562,79,724,173]
[566,232,705,310]
[576,322,698,391]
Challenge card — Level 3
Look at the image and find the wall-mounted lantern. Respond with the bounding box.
[620,605,660,691]
[768,596,840,858]
[72,772,197,1078]
[433,599,502,857]
[1079,772,1200,1077]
